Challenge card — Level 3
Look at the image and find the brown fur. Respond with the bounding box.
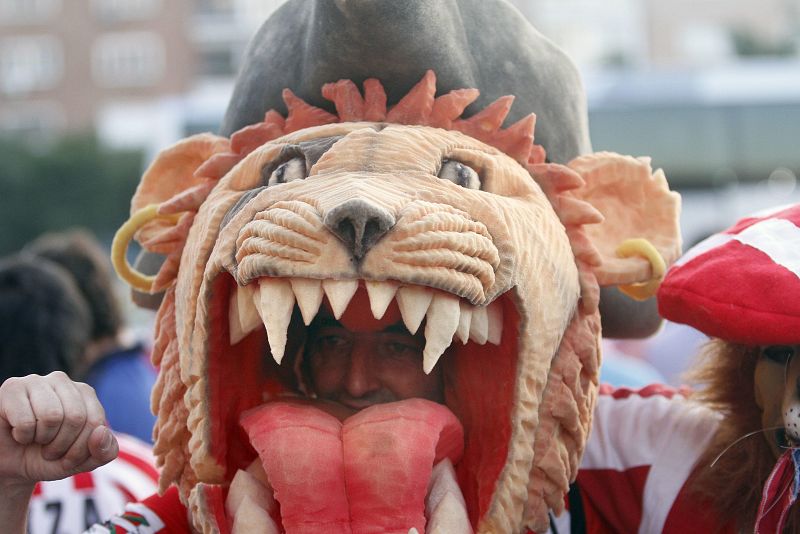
[689,339,798,533]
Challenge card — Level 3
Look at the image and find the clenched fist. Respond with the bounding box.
[0,372,118,487]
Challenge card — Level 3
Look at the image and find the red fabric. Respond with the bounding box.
[598,382,689,400]
[72,471,94,490]
[113,482,136,503]
[755,450,797,534]
[141,486,190,533]
[659,203,800,345]
[663,473,734,534]
[575,465,649,533]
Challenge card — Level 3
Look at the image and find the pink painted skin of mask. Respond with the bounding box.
[240,398,464,534]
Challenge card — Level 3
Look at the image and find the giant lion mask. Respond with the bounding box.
[112,2,681,533]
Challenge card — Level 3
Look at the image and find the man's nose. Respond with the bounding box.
[344,342,380,397]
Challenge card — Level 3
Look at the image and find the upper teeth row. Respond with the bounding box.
[228,278,503,374]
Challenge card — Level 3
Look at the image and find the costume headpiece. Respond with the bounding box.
[659,203,800,345]
[112,2,683,532]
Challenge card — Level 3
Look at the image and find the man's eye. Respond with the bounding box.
[762,345,795,364]
[383,342,421,358]
[318,336,349,350]
[266,157,307,186]
[438,159,480,189]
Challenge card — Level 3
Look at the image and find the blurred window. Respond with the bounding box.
[92,0,161,22]
[0,101,65,141]
[92,32,165,88]
[0,36,63,95]
[0,0,61,24]
[197,46,236,77]
[195,0,234,16]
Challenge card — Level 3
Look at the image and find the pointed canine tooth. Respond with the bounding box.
[396,286,433,335]
[426,459,471,534]
[245,459,270,489]
[455,301,472,345]
[486,301,503,345]
[226,469,275,518]
[230,284,260,345]
[423,293,460,374]
[322,279,359,320]
[258,278,295,364]
[291,278,324,326]
[427,492,472,534]
[231,495,279,534]
[365,280,399,320]
[469,306,488,345]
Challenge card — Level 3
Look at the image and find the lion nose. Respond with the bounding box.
[324,199,395,260]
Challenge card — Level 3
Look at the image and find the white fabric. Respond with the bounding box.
[29,434,158,534]
[674,233,732,267]
[732,218,800,280]
[560,390,719,534]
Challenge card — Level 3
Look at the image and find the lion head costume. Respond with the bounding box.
[112,2,681,532]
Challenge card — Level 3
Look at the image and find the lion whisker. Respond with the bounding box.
[710,425,786,468]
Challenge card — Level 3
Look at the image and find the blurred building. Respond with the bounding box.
[514,0,800,68]
[511,0,800,223]
[2,0,798,196]
[0,0,290,155]
[0,0,194,143]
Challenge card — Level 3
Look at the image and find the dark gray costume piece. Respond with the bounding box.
[221,0,591,164]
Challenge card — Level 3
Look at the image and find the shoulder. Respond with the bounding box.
[584,384,718,471]
[574,384,720,533]
[593,384,717,443]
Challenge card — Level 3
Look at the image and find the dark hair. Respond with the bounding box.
[24,229,122,340]
[0,256,91,382]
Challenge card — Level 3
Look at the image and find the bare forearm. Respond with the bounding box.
[0,480,34,534]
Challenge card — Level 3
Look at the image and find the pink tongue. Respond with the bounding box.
[240,399,464,534]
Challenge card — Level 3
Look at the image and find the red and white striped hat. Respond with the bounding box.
[658,203,800,345]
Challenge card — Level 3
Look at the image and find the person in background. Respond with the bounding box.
[24,229,158,443]
[0,256,90,383]
[0,255,158,534]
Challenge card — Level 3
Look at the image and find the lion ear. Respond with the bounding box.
[131,133,231,213]
[568,152,682,290]
[116,133,231,301]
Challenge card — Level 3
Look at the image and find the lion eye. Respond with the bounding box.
[267,157,307,186]
[762,345,795,364]
[438,159,480,189]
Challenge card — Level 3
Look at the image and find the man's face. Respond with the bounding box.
[303,296,445,414]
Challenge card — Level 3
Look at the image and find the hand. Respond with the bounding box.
[0,372,118,489]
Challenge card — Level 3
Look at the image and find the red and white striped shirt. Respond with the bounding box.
[545,384,733,534]
[29,433,158,534]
